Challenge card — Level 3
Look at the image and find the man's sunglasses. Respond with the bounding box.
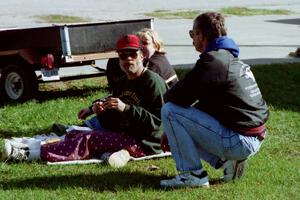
[118,51,138,60]
[189,30,195,38]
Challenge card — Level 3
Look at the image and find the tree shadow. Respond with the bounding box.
[266,18,300,25]
[251,63,300,112]
[0,171,225,191]
[243,58,300,66]
[0,127,52,138]
[35,87,106,102]
[0,171,164,191]
[0,84,109,107]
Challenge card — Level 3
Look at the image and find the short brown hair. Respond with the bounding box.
[193,12,227,42]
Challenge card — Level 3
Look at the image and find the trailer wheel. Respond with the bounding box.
[0,63,38,103]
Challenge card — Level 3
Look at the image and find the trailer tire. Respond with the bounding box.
[0,63,38,103]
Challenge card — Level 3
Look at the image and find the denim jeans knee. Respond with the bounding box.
[161,102,262,170]
[84,116,106,131]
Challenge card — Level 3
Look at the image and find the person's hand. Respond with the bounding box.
[102,97,126,112]
[77,108,92,120]
[160,133,170,152]
[92,101,106,115]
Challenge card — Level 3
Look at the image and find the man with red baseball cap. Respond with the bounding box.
[75,34,169,167]
[3,34,169,167]
[116,34,141,52]
[2,34,168,167]
[114,34,145,80]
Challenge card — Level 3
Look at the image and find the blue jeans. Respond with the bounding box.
[84,116,108,131]
[161,102,262,172]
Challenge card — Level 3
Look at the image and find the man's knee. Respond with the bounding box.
[161,102,176,117]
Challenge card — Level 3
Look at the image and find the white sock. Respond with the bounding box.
[192,169,204,175]
[28,149,41,161]
[27,140,41,161]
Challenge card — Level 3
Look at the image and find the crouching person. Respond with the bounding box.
[2,34,168,168]
[159,12,269,188]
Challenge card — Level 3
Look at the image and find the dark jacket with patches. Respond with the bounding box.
[164,38,269,135]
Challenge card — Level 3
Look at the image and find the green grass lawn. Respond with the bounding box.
[0,63,300,199]
[36,14,91,23]
[144,7,293,19]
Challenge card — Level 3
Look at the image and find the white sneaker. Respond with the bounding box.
[2,139,29,161]
[222,160,247,182]
[107,149,130,168]
[160,171,210,188]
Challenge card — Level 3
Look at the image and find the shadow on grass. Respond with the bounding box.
[36,86,107,102]
[0,172,164,191]
[266,18,300,25]
[0,127,53,138]
[0,171,224,191]
[0,85,108,108]
[251,63,300,112]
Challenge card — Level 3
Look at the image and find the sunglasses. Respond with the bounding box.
[118,51,139,60]
[189,30,194,38]
[189,30,195,38]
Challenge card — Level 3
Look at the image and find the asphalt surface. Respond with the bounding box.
[1,0,300,73]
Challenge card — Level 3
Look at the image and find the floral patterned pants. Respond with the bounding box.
[40,130,147,162]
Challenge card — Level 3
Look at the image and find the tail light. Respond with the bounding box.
[41,54,55,69]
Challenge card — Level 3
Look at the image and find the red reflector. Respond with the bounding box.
[41,54,55,69]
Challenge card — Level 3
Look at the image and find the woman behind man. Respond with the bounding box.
[137,28,178,87]
[106,28,178,92]
[2,34,168,168]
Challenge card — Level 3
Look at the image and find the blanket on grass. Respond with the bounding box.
[47,151,172,165]
[8,125,171,165]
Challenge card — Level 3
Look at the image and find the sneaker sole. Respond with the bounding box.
[160,182,210,188]
[2,139,13,160]
[232,160,247,180]
[160,176,210,188]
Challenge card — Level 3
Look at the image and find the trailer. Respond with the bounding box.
[0,18,152,103]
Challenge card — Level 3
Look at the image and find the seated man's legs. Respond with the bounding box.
[40,130,147,163]
[52,116,106,135]
[83,116,107,131]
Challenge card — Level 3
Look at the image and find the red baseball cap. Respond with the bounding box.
[116,34,141,52]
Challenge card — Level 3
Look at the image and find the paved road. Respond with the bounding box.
[1,0,300,27]
[1,0,300,72]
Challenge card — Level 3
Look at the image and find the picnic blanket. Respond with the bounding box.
[47,151,172,165]
[9,125,172,164]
